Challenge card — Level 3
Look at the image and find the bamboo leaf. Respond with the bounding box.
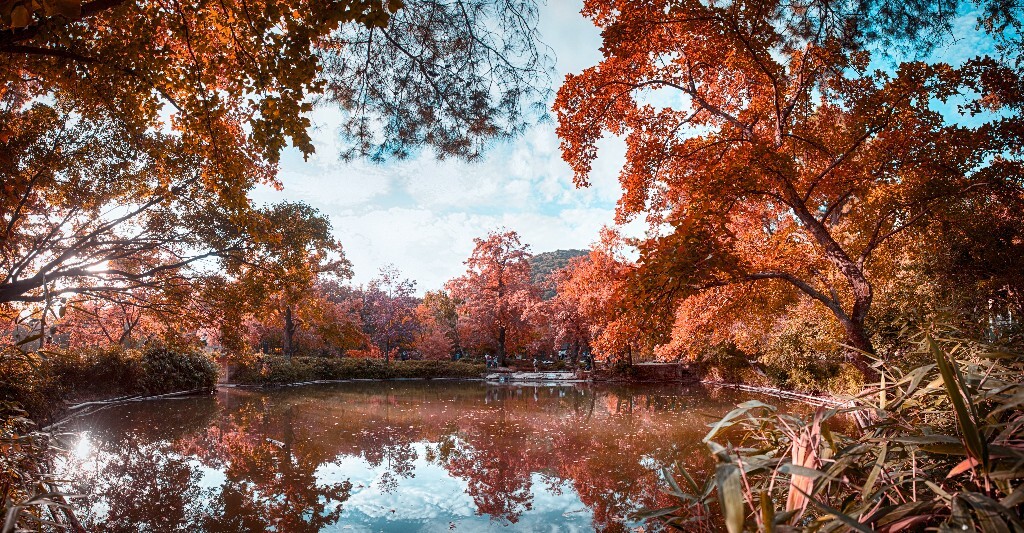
[673,460,702,494]
[863,441,888,499]
[794,487,874,533]
[946,456,979,479]
[959,493,1014,533]
[716,463,746,533]
[929,335,988,470]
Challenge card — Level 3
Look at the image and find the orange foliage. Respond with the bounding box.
[412,304,454,360]
[549,229,641,363]
[447,230,539,366]
[555,0,1023,376]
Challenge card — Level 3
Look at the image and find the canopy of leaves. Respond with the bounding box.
[555,0,1024,374]
[1,0,548,322]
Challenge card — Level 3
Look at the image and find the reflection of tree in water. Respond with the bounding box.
[357,393,418,494]
[64,382,758,531]
[557,388,725,532]
[189,401,353,532]
[457,385,723,532]
[73,438,205,532]
[70,394,354,532]
[199,434,352,533]
[434,408,535,524]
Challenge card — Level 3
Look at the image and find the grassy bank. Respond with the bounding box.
[227,353,486,385]
[1,345,219,423]
[686,345,865,397]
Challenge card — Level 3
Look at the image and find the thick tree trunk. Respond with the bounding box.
[497,326,506,367]
[283,305,296,360]
[785,192,879,382]
[840,315,878,382]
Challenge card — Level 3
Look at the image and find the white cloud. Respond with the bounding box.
[250,1,629,293]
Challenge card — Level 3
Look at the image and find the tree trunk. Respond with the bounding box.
[283,305,296,360]
[784,185,879,382]
[840,315,878,382]
[497,326,506,367]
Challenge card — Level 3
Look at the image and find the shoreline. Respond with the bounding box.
[42,375,847,431]
[700,380,847,407]
[43,387,216,431]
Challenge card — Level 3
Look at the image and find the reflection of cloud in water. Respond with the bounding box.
[57,381,766,531]
[193,460,226,490]
[315,443,593,531]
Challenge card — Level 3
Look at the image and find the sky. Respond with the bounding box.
[248,2,999,295]
[249,1,626,294]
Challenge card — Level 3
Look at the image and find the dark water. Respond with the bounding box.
[58,381,765,532]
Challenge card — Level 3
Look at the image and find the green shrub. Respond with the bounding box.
[754,327,869,395]
[0,348,58,422]
[690,344,772,387]
[140,346,219,394]
[690,335,866,395]
[48,345,146,397]
[1,344,219,422]
[226,353,485,385]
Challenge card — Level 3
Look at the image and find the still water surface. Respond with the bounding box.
[59,381,764,532]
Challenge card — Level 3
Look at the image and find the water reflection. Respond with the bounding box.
[59,382,760,532]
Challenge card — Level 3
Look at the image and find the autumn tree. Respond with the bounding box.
[548,229,640,366]
[305,279,367,355]
[555,0,1024,377]
[448,230,538,366]
[546,269,590,366]
[228,202,350,358]
[1,0,549,340]
[420,290,462,355]
[0,0,549,170]
[0,109,255,306]
[360,266,418,362]
[56,279,205,350]
[412,302,454,360]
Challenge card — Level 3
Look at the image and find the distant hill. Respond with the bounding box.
[528,249,588,299]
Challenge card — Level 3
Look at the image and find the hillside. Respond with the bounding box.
[528,249,588,299]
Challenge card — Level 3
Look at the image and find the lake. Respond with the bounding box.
[58,381,766,532]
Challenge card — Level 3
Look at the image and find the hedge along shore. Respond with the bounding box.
[224,354,487,386]
[2,345,221,425]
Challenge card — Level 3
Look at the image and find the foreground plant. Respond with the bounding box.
[0,403,81,533]
[644,328,1024,531]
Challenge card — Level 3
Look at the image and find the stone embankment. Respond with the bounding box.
[485,371,585,383]
[486,362,699,383]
